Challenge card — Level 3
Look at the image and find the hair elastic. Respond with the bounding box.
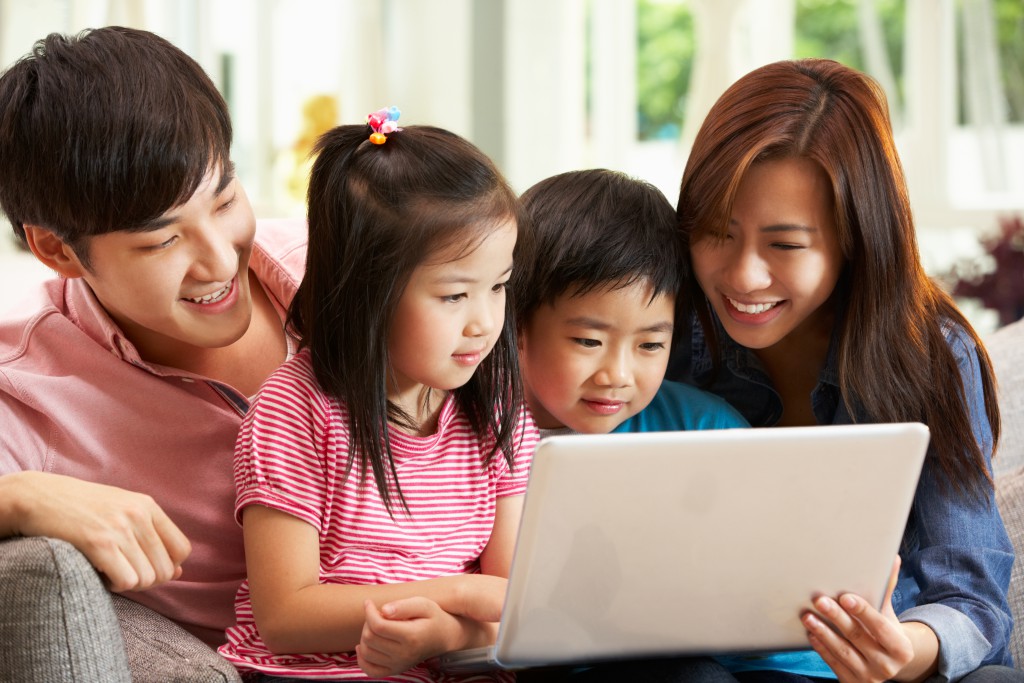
[366,106,401,144]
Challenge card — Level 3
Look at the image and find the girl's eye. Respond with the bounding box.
[639,342,666,352]
[442,293,467,303]
[218,194,237,213]
[771,243,805,251]
[572,337,600,348]
[492,281,508,294]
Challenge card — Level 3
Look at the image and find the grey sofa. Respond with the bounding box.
[2,318,1024,681]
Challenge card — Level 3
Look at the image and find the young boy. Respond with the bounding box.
[514,168,746,436]
[512,169,746,682]
[0,26,305,648]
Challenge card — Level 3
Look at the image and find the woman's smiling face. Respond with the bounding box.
[690,156,845,352]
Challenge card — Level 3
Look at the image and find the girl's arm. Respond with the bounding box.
[356,493,525,677]
[479,494,524,577]
[243,504,506,655]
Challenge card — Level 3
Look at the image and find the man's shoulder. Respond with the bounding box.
[0,279,77,364]
[251,218,307,307]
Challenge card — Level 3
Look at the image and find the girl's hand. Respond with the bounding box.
[802,557,938,683]
[356,598,463,678]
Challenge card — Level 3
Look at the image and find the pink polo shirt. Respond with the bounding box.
[0,218,307,647]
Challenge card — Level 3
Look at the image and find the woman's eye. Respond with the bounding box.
[492,282,507,293]
[442,293,467,303]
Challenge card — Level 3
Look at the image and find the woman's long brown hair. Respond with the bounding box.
[678,58,999,503]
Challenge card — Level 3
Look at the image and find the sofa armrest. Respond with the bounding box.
[0,535,131,682]
[111,593,242,683]
[0,536,242,683]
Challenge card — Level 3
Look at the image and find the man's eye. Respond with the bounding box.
[145,236,178,251]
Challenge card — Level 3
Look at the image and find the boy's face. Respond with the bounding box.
[519,280,674,434]
[61,167,257,367]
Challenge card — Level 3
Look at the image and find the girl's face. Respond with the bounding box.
[387,219,517,417]
[691,156,844,352]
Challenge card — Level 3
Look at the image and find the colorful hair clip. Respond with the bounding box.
[366,106,402,145]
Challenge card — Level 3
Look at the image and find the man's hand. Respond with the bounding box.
[2,471,191,592]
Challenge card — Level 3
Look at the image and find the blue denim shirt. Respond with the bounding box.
[667,316,1015,682]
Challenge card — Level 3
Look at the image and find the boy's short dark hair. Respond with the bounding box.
[513,168,684,329]
[0,26,232,261]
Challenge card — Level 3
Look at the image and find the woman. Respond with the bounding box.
[668,58,1017,683]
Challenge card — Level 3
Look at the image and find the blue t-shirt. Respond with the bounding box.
[612,380,748,433]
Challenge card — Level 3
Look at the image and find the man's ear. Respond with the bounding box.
[22,225,87,278]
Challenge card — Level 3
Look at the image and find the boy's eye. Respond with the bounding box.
[571,337,600,348]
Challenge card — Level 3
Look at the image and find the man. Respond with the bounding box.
[0,26,305,647]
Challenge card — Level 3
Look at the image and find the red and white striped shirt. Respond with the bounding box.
[218,349,537,680]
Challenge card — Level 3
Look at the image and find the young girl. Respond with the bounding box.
[217,109,537,682]
[668,60,1015,683]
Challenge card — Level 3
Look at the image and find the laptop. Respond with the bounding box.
[437,422,929,672]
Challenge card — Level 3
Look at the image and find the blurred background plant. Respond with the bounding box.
[944,214,1024,327]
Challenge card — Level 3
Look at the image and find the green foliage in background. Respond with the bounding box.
[994,0,1024,121]
[636,0,694,140]
[634,0,1023,139]
[794,0,905,107]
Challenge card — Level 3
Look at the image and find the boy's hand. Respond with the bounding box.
[5,471,191,592]
[356,598,463,677]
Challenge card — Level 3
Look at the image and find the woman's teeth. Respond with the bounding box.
[185,282,231,304]
[728,298,778,314]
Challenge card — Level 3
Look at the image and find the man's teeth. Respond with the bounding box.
[728,298,777,314]
[185,283,231,304]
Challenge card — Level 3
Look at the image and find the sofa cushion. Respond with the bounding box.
[987,319,1024,477]
[996,468,1024,666]
[111,593,242,682]
[0,536,131,682]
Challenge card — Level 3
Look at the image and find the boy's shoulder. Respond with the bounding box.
[616,380,749,433]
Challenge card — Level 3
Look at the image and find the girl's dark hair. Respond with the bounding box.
[289,124,525,514]
[678,58,999,503]
[513,168,682,328]
[0,26,232,267]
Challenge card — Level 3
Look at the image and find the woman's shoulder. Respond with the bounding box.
[937,316,983,365]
